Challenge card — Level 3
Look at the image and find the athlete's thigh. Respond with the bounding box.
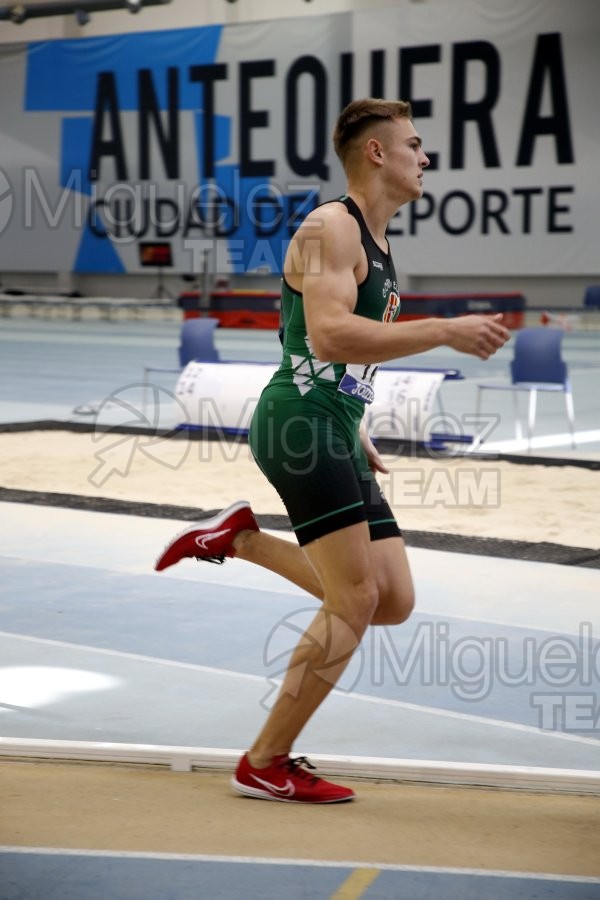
[302,521,377,616]
[354,474,414,623]
[369,535,415,625]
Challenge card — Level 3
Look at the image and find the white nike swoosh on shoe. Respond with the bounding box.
[250,775,296,798]
[194,528,231,551]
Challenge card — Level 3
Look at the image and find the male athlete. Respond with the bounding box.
[155,99,510,803]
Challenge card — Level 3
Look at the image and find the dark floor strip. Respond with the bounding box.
[1,486,598,569]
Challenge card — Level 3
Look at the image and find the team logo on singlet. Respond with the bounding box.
[383,290,400,323]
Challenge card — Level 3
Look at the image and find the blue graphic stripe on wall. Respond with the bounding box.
[61,118,94,195]
[74,221,127,274]
[25,25,223,111]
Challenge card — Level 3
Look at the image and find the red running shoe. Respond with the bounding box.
[154,500,259,571]
[232,753,355,804]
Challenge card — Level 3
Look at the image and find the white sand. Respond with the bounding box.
[1,431,599,550]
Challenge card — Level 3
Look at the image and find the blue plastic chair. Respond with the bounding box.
[583,285,600,310]
[178,318,220,367]
[475,327,575,451]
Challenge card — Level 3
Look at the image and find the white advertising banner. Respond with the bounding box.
[0,0,597,276]
[365,371,446,442]
[175,361,276,432]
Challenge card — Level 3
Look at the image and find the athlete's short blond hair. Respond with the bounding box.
[333,98,413,169]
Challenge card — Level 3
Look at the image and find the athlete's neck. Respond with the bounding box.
[344,187,395,249]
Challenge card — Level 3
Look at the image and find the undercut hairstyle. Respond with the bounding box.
[333,98,413,168]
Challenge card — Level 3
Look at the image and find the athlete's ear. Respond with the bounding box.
[366,138,384,165]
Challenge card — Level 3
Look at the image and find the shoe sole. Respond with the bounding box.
[155,500,254,571]
[230,776,355,803]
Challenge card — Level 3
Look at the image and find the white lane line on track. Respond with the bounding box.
[0,847,599,883]
[1,630,598,747]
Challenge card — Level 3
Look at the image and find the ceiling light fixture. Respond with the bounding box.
[0,0,172,24]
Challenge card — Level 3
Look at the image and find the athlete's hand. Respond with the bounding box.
[446,313,510,360]
[360,421,389,475]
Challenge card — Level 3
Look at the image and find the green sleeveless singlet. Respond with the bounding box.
[248,195,402,545]
[271,195,400,411]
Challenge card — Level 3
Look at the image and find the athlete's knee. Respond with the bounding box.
[394,586,416,624]
[372,584,415,626]
[328,574,379,634]
[348,576,380,632]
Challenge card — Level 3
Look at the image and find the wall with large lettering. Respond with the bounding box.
[0,0,598,296]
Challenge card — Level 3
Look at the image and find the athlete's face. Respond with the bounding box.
[380,117,430,202]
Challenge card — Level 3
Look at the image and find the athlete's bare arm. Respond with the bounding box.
[285,204,510,364]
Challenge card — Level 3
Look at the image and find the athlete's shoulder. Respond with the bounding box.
[294,199,362,249]
[284,199,363,283]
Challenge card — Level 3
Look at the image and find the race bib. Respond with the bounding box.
[337,363,379,404]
